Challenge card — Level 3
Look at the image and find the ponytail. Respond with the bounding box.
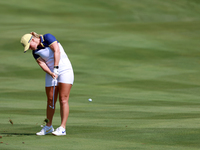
[30,31,42,38]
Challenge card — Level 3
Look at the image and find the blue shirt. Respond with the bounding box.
[32,33,58,60]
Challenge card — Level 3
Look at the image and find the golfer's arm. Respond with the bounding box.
[49,42,60,67]
[36,57,53,76]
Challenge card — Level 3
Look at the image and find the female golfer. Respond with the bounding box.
[20,32,74,136]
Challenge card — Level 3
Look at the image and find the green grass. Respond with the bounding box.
[1,0,200,149]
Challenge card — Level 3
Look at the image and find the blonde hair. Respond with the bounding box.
[30,31,42,38]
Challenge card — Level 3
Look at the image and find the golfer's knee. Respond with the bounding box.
[47,97,53,102]
[59,95,69,104]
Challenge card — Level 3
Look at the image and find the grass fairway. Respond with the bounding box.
[1,0,200,149]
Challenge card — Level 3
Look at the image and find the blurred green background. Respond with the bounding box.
[1,0,200,150]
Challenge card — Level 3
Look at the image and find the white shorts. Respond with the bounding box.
[45,69,74,87]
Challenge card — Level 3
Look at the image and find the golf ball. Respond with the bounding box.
[88,98,92,102]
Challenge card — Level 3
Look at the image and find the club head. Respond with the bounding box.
[49,105,54,109]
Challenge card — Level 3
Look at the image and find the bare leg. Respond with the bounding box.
[45,86,58,127]
[58,83,72,129]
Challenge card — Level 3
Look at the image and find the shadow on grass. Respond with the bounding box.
[0,133,36,136]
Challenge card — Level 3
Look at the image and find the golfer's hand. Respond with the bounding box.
[53,68,58,75]
[50,72,58,79]
[52,73,58,79]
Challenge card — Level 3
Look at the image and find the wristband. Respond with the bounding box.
[54,66,59,69]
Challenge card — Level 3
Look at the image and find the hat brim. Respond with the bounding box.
[24,43,30,52]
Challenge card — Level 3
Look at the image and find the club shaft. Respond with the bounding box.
[52,80,55,109]
[49,79,56,109]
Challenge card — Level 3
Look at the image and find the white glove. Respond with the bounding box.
[53,68,59,75]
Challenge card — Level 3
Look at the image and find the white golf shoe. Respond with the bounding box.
[36,125,54,135]
[52,126,66,136]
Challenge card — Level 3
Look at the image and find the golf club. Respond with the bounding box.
[49,78,56,109]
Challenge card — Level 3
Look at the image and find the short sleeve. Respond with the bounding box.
[43,33,57,46]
